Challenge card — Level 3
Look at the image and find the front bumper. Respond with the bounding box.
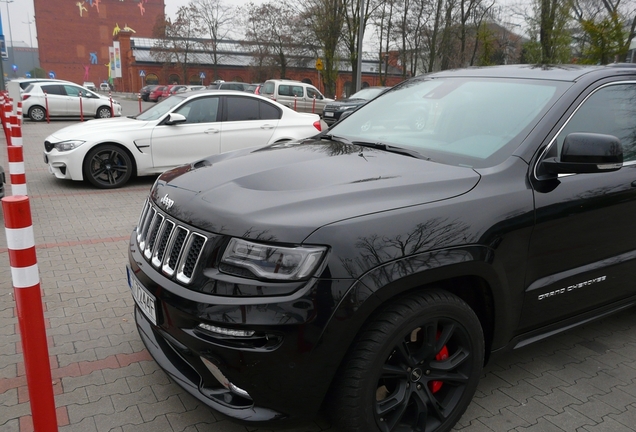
[127,230,355,423]
[43,150,83,181]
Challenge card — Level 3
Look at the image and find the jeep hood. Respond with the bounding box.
[150,141,480,242]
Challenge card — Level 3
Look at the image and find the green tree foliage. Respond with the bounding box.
[580,13,626,64]
[525,0,572,64]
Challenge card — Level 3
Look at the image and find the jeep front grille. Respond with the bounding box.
[136,199,207,285]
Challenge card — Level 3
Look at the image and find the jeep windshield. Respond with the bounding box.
[133,94,187,121]
[328,77,569,168]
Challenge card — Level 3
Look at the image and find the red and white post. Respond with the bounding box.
[79,91,84,122]
[2,196,58,432]
[109,91,114,117]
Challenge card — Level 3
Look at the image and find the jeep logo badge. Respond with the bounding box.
[160,194,174,210]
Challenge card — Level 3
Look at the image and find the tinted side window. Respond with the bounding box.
[291,86,304,97]
[64,85,82,97]
[259,101,281,120]
[556,84,636,161]
[226,97,259,121]
[42,85,65,95]
[261,82,275,96]
[175,97,220,124]
[307,87,323,100]
[278,85,292,96]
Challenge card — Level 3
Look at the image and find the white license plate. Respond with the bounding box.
[130,273,157,325]
[324,112,334,117]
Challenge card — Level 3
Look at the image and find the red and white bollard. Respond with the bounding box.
[79,91,84,122]
[138,93,142,112]
[7,145,27,196]
[312,95,316,114]
[44,92,50,123]
[7,112,27,195]
[293,95,297,111]
[109,91,114,117]
[16,101,23,127]
[2,196,59,432]
[4,104,13,146]
[10,114,22,147]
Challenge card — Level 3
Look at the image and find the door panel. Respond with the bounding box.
[522,82,636,330]
[221,96,278,152]
[150,96,221,170]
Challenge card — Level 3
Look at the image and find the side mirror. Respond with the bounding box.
[164,113,187,125]
[541,133,623,176]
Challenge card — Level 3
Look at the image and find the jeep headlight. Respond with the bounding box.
[221,238,327,280]
[54,140,86,152]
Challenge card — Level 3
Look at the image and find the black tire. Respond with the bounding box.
[96,106,112,119]
[83,144,133,189]
[332,290,484,432]
[28,106,46,122]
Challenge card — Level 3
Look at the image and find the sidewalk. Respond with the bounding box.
[1,113,636,432]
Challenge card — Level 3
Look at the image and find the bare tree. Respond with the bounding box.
[373,0,396,84]
[300,0,346,97]
[243,1,307,79]
[193,0,235,80]
[152,4,202,83]
[341,0,381,93]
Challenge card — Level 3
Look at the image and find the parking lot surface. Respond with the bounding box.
[2,97,636,431]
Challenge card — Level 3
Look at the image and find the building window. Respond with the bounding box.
[146,74,159,85]
[168,74,181,84]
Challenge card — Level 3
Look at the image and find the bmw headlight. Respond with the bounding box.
[54,140,86,152]
[221,238,327,281]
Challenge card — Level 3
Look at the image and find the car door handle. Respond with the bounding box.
[260,124,275,130]
[204,129,219,134]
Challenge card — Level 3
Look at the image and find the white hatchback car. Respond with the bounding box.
[43,90,323,188]
[22,82,122,121]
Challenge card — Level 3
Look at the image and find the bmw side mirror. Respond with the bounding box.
[164,113,187,125]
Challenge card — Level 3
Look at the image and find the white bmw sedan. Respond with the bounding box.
[43,90,323,188]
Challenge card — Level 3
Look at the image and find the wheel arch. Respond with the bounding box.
[81,141,138,180]
[27,105,46,119]
[315,248,509,413]
[96,105,112,117]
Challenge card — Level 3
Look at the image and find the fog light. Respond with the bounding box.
[198,323,255,338]
[200,357,251,399]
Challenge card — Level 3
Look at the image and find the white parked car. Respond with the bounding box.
[43,90,323,188]
[99,82,111,91]
[22,82,122,121]
[83,82,97,91]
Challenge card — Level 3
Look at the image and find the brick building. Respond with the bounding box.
[116,31,405,97]
[33,0,164,85]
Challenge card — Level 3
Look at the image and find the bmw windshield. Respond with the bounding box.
[134,95,187,121]
[328,77,569,168]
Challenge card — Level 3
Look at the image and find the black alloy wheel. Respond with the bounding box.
[83,144,133,188]
[96,106,112,118]
[29,106,46,122]
[332,290,484,432]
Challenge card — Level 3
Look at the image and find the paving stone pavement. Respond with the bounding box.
[1,98,636,431]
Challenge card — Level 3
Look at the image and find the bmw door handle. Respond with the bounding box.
[204,128,219,134]
[260,124,275,129]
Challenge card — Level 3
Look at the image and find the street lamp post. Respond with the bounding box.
[0,0,14,77]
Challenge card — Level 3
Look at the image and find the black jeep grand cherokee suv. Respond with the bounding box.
[128,64,636,431]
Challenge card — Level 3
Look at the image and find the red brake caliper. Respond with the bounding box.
[429,333,449,393]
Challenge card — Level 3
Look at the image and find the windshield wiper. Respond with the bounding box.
[355,141,432,161]
[321,134,354,145]
[321,134,432,161]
